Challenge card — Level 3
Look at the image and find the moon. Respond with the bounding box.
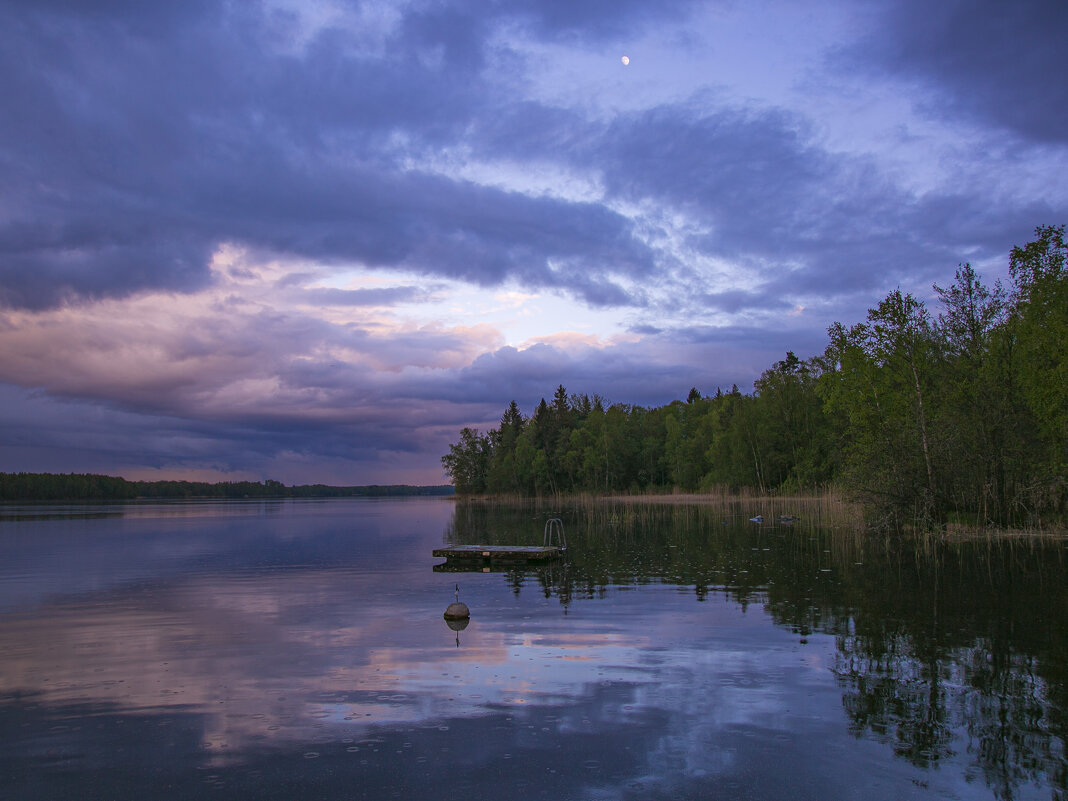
[621,55,630,66]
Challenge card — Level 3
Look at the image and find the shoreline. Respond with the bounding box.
[452,491,1068,539]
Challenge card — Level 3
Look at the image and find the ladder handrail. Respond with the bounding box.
[543,518,566,550]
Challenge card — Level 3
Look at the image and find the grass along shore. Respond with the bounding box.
[452,488,1067,540]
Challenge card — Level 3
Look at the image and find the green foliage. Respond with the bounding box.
[821,290,944,528]
[440,427,490,495]
[1009,225,1067,470]
[442,225,1066,531]
[818,226,1065,529]
[0,473,138,501]
[443,372,835,500]
[753,352,835,491]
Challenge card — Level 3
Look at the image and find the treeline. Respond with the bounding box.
[0,473,454,501]
[442,225,1067,531]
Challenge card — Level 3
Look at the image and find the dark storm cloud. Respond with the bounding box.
[469,86,1047,320]
[2,0,1049,317]
[0,382,272,475]
[587,99,1060,313]
[0,376,455,482]
[0,0,656,310]
[0,315,798,483]
[567,103,939,307]
[854,0,1068,144]
[2,0,1065,484]
[428,335,773,412]
[201,155,653,305]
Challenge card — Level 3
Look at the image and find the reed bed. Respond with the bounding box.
[453,487,1065,541]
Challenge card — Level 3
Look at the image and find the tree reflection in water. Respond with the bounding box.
[832,545,1067,800]
[446,500,1068,800]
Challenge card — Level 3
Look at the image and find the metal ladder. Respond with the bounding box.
[543,518,566,551]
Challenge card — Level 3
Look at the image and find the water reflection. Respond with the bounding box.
[0,498,1064,799]
[444,501,1068,799]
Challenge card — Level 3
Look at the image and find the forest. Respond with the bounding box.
[0,474,454,501]
[442,225,1067,531]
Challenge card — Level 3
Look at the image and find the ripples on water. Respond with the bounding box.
[0,497,1065,800]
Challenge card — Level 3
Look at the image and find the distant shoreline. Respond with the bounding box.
[0,472,454,502]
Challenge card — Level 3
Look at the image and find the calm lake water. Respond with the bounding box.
[1,497,1065,800]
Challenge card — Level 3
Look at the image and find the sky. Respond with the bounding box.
[1,0,1065,486]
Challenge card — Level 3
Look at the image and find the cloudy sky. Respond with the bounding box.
[1,0,1065,485]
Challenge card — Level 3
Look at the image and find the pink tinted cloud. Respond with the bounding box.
[0,261,500,423]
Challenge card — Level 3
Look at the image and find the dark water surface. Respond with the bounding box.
[1,498,1065,800]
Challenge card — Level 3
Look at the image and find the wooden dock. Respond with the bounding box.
[434,519,567,566]
[432,544,563,563]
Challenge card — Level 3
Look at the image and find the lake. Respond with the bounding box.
[0,497,1065,800]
